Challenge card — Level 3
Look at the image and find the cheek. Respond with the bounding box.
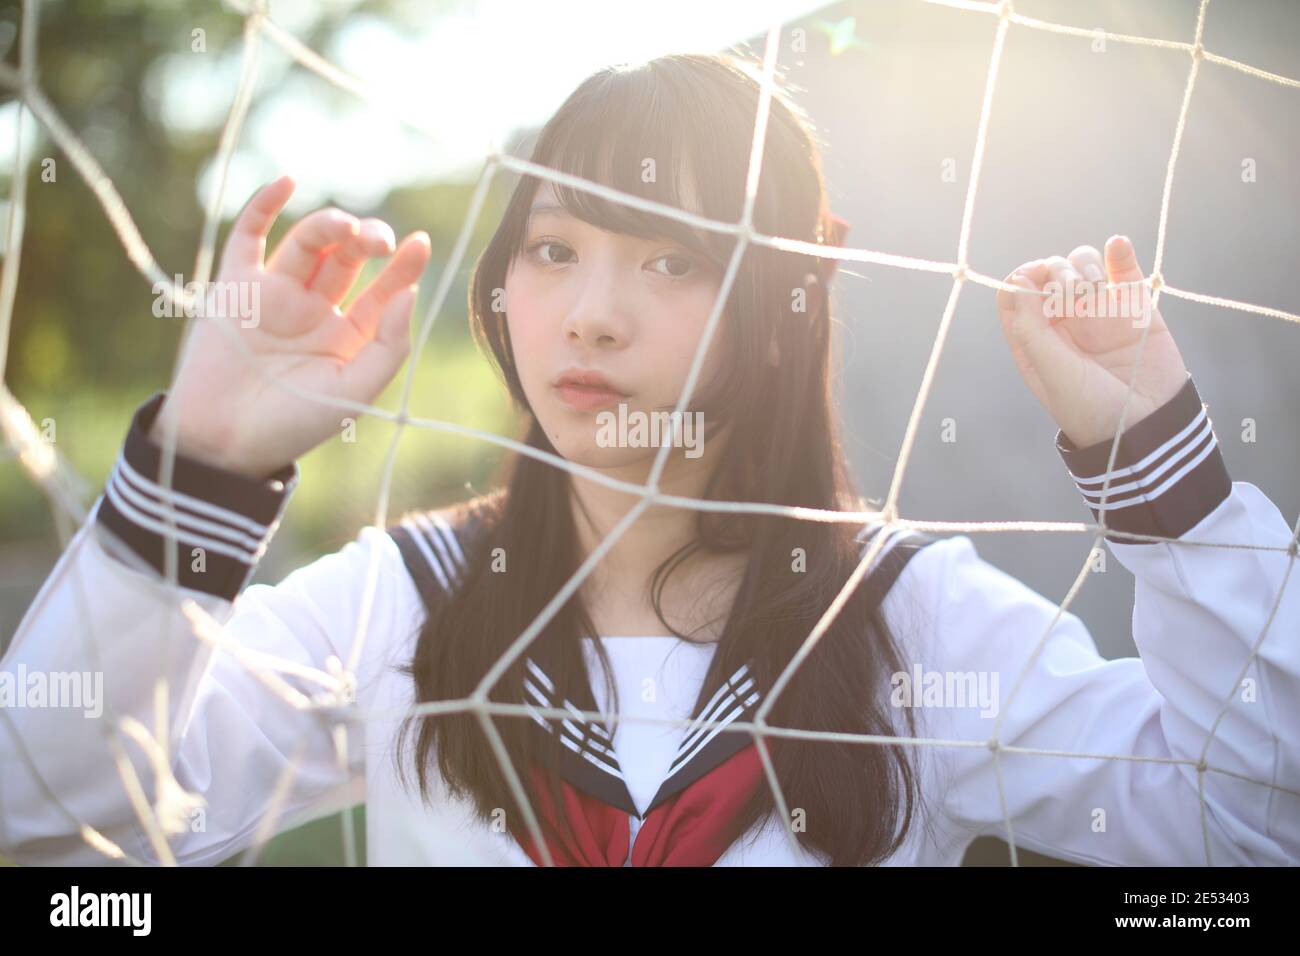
[504,274,549,371]
[661,288,728,385]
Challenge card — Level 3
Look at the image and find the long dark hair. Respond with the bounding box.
[396,52,928,865]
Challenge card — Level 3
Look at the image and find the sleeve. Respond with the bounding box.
[883,373,1300,866]
[0,391,413,866]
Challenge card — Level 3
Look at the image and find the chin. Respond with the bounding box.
[553,437,649,470]
[539,420,652,471]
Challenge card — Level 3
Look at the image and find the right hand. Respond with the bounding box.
[150,175,432,479]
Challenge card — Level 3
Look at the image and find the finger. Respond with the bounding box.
[997,264,1034,318]
[308,219,397,305]
[996,269,1033,324]
[1063,245,1107,324]
[1042,254,1087,322]
[344,232,432,336]
[224,175,296,272]
[1067,245,1105,283]
[337,286,417,405]
[1104,235,1159,327]
[997,270,1075,372]
[995,260,1047,319]
[267,207,362,284]
[1043,252,1083,288]
[1017,258,1051,287]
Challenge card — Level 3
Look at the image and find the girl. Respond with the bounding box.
[2,53,1297,867]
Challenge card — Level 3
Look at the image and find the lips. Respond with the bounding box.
[554,381,628,412]
[553,368,630,412]
[554,368,627,391]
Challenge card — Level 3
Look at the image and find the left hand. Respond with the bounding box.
[996,235,1188,448]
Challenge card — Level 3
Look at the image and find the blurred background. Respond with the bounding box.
[1,0,1296,866]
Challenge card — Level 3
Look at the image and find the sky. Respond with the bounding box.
[1,0,837,218]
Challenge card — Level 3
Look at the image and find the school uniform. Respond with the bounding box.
[2,372,1297,866]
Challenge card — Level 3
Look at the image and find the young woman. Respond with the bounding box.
[3,53,1297,867]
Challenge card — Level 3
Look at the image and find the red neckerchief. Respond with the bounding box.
[511,744,765,866]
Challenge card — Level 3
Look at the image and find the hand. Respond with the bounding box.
[996,235,1189,449]
[150,175,432,479]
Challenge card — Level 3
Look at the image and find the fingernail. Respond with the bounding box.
[1084,263,1104,282]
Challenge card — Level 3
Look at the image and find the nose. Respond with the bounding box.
[559,259,633,350]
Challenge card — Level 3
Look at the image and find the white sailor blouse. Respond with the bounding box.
[2,372,1298,866]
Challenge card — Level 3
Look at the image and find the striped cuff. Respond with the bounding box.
[96,391,299,600]
[1056,373,1231,544]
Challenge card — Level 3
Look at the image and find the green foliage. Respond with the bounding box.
[2,0,521,557]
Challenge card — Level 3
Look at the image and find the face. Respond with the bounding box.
[503,179,729,474]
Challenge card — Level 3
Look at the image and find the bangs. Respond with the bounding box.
[524,64,746,271]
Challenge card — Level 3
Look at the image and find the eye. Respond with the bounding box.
[649,252,695,279]
[527,239,575,266]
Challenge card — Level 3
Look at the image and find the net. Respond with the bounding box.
[2,0,1298,868]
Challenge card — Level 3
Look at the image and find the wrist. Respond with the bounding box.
[1061,371,1189,449]
[1055,372,1230,543]
[97,391,299,600]
[147,410,283,481]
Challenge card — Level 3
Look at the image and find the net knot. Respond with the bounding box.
[310,655,358,718]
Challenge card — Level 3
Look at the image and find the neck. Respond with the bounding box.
[567,430,730,592]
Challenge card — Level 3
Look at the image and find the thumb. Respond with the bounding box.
[1104,235,1144,284]
[338,286,416,404]
[1105,234,1160,327]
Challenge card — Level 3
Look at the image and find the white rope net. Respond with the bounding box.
[2,0,1298,868]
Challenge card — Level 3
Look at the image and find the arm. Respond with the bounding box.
[0,392,413,866]
[886,375,1299,865]
[2,176,431,866]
